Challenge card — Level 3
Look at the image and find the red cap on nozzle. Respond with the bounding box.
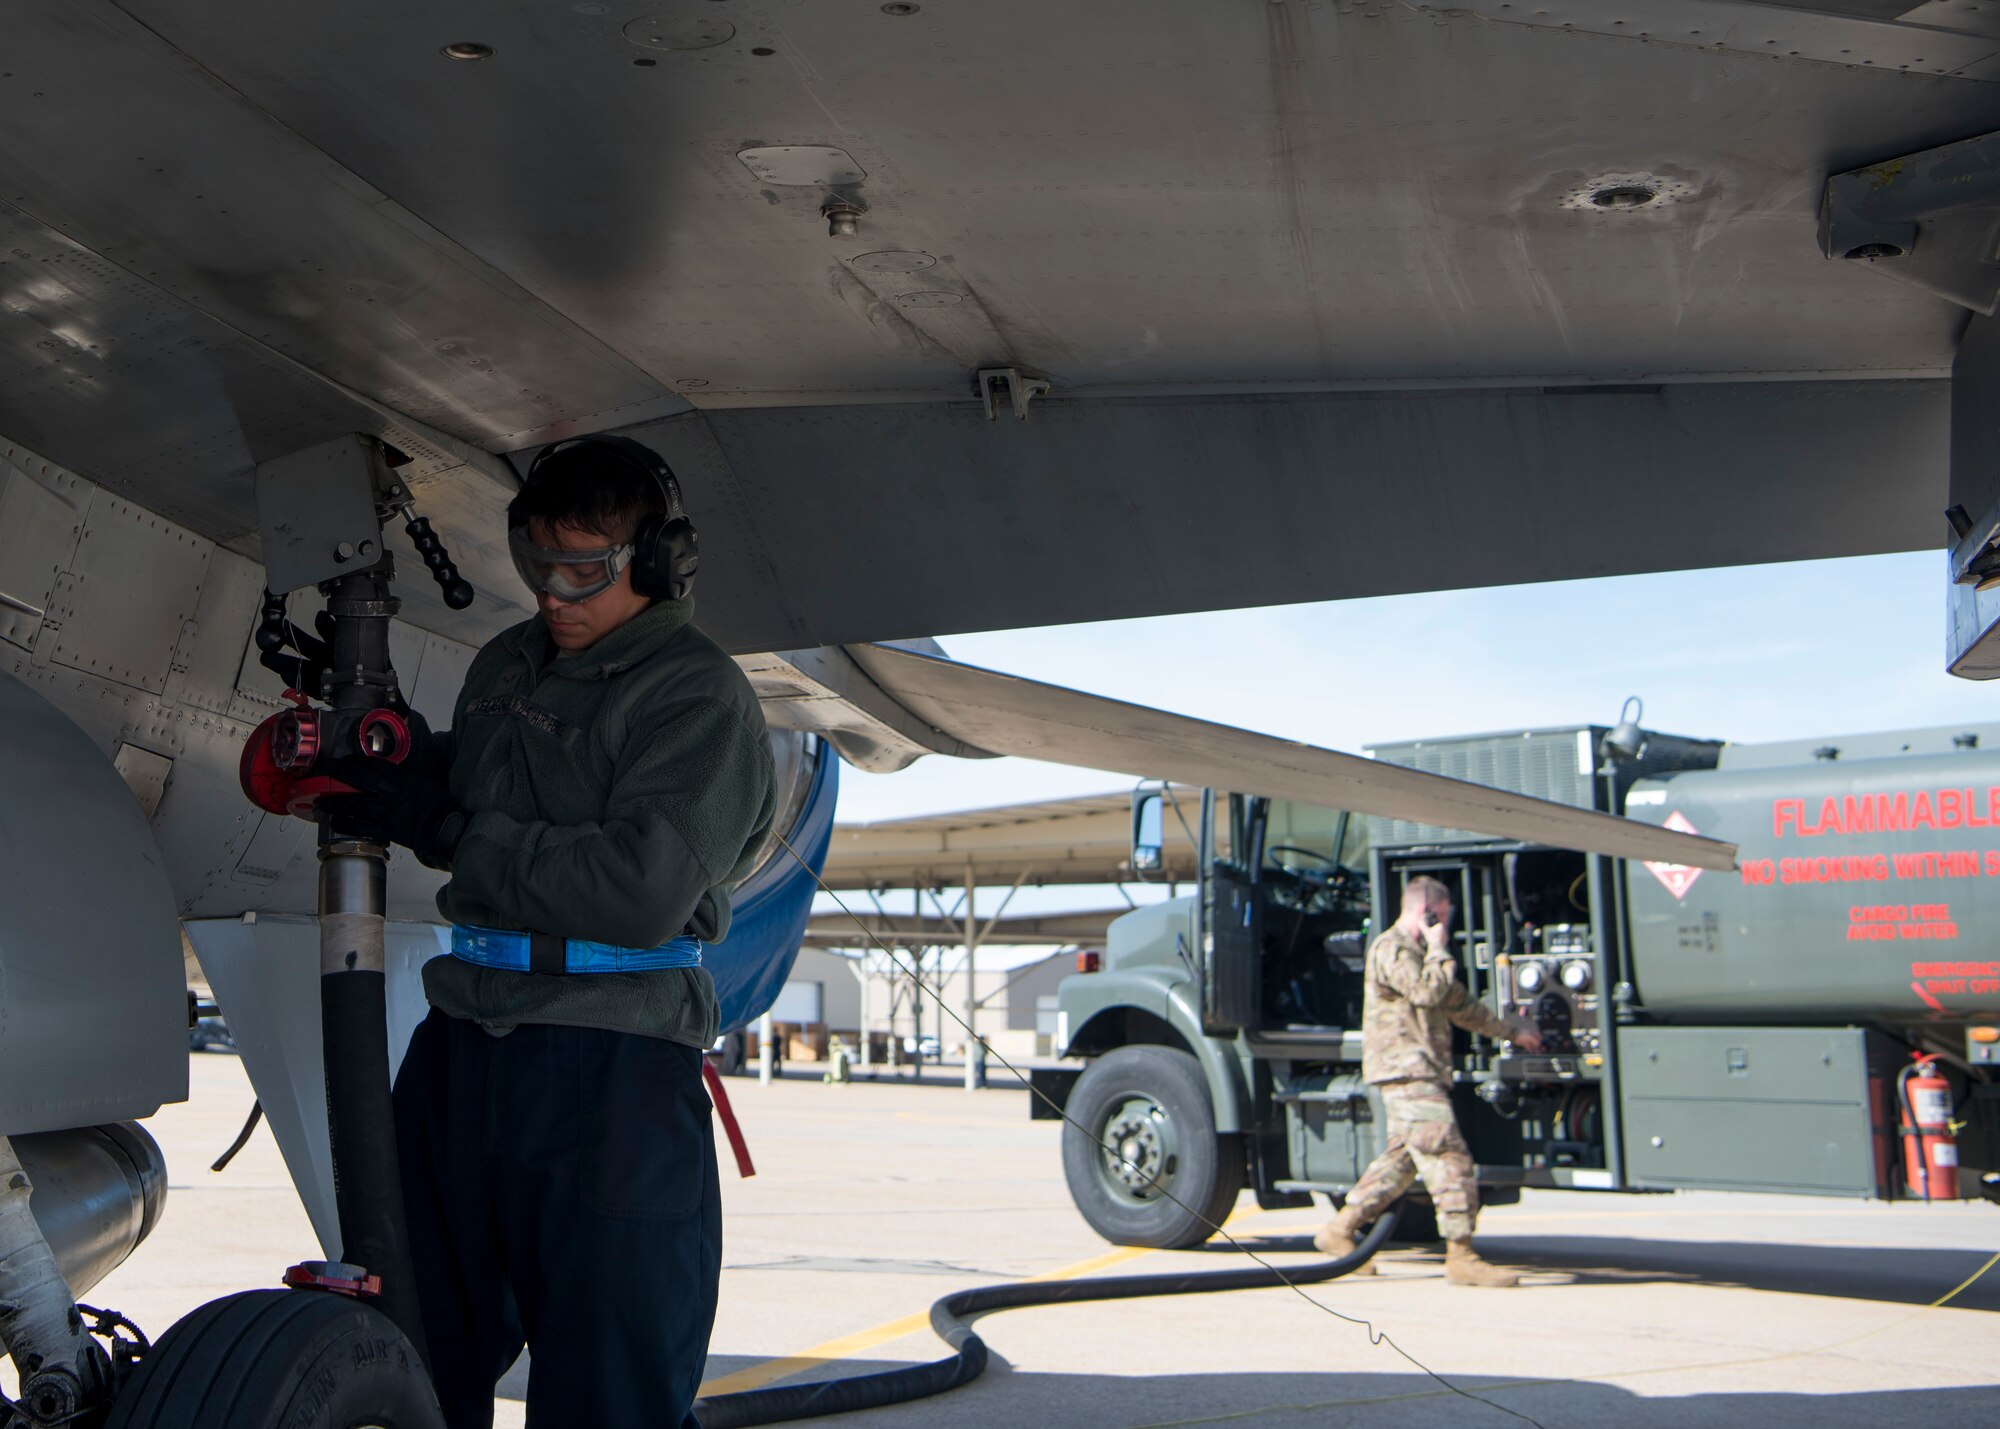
[239,706,357,818]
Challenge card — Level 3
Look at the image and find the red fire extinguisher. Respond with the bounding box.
[1897,1055,1960,1201]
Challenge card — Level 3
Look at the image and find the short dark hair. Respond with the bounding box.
[508,443,665,543]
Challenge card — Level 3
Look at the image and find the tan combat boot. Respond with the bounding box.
[1444,1239,1520,1287]
[1311,1210,1378,1273]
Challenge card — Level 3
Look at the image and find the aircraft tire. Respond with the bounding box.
[105,1289,441,1429]
[1062,1044,1243,1250]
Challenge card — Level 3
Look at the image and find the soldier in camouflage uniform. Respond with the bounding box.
[1314,875,1542,1287]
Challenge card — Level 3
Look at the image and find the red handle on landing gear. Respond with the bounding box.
[703,1059,755,1179]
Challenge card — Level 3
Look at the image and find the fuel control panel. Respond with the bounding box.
[1498,924,1602,1080]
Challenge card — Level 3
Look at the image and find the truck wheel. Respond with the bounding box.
[1062,1045,1244,1249]
[106,1290,441,1428]
[717,1030,747,1077]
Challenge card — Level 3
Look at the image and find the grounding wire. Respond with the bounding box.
[768,830,1551,1429]
[1129,1245,2000,1428]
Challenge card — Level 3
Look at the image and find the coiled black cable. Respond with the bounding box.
[693,1203,1400,1428]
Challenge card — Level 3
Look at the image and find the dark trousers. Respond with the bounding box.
[393,1009,722,1429]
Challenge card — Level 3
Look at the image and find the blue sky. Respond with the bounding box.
[837,549,1990,825]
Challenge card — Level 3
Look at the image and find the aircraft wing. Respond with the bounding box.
[0,2,1990,655]
[841,644,1738,872]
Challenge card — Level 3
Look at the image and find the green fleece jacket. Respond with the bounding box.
[422,596,775,1045]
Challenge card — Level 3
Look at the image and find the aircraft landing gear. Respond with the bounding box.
[103,1291,440,1429]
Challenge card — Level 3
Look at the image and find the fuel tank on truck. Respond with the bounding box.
[1625,734,2000,1025]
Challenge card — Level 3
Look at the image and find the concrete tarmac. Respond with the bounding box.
[77,1053,2000,1427]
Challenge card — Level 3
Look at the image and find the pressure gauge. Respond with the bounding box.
[1515,961,1546,994]
[1559,959,1594,992]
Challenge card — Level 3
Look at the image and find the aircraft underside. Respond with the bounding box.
[1,1,1998,653]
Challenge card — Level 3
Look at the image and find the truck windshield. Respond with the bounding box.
[1263,799,1367,875]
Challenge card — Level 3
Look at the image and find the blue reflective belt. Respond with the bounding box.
[450,925,703,974]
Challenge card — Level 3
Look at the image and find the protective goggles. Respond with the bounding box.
[507,527,634,603]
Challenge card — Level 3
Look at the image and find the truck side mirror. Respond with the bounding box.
[1130,788,1165,878]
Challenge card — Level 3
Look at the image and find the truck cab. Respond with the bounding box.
[1045,724,2000,1249]
[1048,783,1405,1248]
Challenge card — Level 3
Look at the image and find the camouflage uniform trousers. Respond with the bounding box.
[1343,1079,1478,1241]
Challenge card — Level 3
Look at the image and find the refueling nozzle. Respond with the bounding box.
[240,692,411,818]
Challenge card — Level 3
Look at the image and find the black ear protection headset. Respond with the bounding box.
[522,434,700,601]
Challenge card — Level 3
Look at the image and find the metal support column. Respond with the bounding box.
[964,858,984,1090]
[917,885,927,1077]
[849,956,872,1068]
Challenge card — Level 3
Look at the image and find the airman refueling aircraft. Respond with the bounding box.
[1,1,1993,1424]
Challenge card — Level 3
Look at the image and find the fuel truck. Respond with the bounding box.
[1042,719,2000,1247]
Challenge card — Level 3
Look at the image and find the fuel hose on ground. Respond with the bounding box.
[693,1203,1401,1428]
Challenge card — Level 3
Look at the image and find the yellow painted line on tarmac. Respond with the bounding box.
[701,1207,1260,1398]
[696,1310,934,1398]
[697,1244,1153,1396]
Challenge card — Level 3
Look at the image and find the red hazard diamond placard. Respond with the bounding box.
[1643,811,1705,900]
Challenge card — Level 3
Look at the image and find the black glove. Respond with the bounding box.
[321,755,469,871]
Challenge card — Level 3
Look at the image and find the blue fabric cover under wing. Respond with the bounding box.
[709,744,840,1032]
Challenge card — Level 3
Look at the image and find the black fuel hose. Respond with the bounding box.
[694,1202,1401,1428]
[320,969,427,1361]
